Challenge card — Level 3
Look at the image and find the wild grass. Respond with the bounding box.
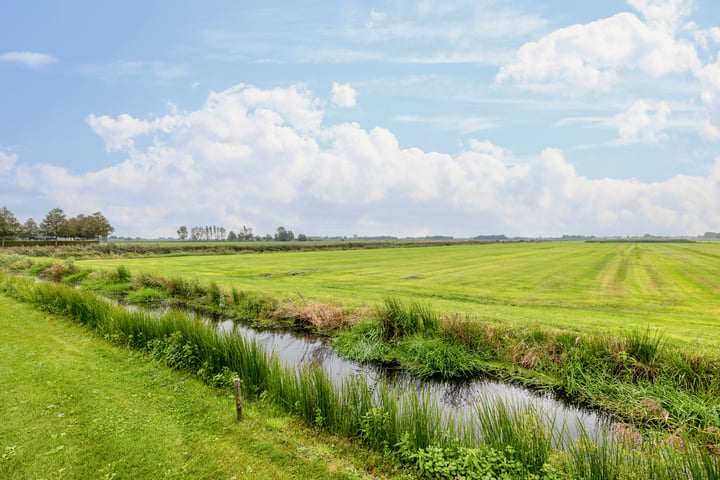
[379,297,439,340]
[2,272,720,478]
[70,241,720,353]
[0,294,406,480]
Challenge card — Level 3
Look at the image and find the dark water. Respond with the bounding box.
[121,301,613,445]
[224,319,613,444]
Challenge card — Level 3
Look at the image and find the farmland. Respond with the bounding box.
[76,241,720,352]
[4,240,720,478]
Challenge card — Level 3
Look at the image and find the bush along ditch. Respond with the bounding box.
[2,270,720,478]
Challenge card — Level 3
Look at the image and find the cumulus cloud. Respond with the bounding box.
[497,6,699,89]
[615,100,671,142]
[0,51,57,68]
[0,149,17,173]
[19,84,720,237]
[331,82,358,107]
[628,0,694,32]
[698,53,720,140]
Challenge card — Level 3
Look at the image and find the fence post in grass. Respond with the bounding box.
[232,377,243,421]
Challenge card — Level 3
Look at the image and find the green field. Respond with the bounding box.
[0,294,403,480]
[77,241,720,352]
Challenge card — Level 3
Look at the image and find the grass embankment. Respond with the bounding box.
[72,241,720,352]
[1,272,719,479]
[4,243,720,442]
[0,293,405,480]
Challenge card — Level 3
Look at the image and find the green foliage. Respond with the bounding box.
[3,274,720,479]
[333,321,388,362]
[394,335,483,378]
[125,287,170,304]
[0,296,397,480]
[379,298,439,340]
[112,264,132,282]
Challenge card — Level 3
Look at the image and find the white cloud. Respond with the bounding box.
[627,0,694,32]
[0,149,17,173]
[497,10,699,89]
[693,26,720,49]
[0,51,57,68]
[330,82,357,107]
[87,113,179,152]
[615,100,671,142]
[698,53,720,140]
[393,115,495,134]
[20,84,720,237]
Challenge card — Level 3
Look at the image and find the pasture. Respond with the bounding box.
[77,241,720,352]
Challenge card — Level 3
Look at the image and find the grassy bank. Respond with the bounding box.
[4,255,720,446]
[69,241,720,352]
[1,271,719,479]
[0,293,406,480]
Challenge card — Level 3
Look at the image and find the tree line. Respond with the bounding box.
[177,225,307,242]
[0,206,114,247]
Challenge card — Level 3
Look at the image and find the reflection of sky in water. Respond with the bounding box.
[111,298,613,447]
[234,324,613,445]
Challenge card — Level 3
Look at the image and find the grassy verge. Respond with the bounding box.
[1,271,720,478]
[0,293,406,480]
[4,258,720,443]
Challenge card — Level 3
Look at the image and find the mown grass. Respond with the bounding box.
[5,253,720,444]
[0,294,405,480]
[2,272,720,479]
[71,241,720,352]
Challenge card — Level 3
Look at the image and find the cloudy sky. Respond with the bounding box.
[2,0,720,238]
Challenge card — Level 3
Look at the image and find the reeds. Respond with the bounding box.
[2,271,720,478]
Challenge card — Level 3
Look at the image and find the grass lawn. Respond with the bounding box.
[0,295,407,480]
[76,241,720,352]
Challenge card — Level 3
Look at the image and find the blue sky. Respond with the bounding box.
[2,0,720,238]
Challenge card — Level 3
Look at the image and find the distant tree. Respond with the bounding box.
[21,217,39,240]
[190,226,202,241]
[238,225,253,241]
[297,233,308,241]
[264,234,273,241]
[88,212,114,240]
[227,230,238,241]
[177,225,188,241]
[274,226,295,242]
[0,206,20,247]
[61,215,83,239]
[40,208,67,247]
[216,226,226,241]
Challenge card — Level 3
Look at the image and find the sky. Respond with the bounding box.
[2,0,720,238]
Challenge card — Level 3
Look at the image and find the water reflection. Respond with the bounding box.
[117,299,613,445]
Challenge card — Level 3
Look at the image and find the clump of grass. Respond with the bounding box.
[282,300,352,330]
[333,321,388,362]
[394,335,484,379]
[125,287,170,304]
[378,297,439,340]
[0,254,33,271]
[475,397,556,476]
[111,264,132,282]
[42,261,67,279]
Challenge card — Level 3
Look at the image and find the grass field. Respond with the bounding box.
[0,294,405,480]
[76,241,720,352]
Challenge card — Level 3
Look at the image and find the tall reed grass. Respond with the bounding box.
[2,270,719,478]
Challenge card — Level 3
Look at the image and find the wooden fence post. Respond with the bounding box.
[232,377,243,421]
